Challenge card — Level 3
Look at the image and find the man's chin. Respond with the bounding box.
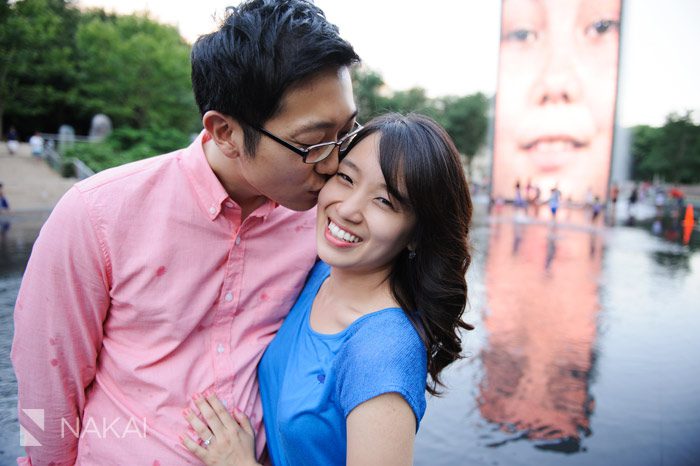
[278,199,318,212]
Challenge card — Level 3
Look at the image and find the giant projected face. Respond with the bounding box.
[493,0,621,203]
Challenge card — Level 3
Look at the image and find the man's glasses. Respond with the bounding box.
[255,121,363,164]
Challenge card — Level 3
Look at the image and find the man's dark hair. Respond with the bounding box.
[191,0,359,155]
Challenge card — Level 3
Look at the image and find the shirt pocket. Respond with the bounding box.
[250,287,301,330]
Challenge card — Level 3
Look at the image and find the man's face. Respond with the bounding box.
[493,0,621,202]
[236,66,357,211]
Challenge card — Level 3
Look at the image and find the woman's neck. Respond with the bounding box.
[324,266,397,312]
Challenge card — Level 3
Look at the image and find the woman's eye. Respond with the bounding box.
[503,29,538,43]
[585,19,619,37]
[377,197,394,209]
[336,172,353,184]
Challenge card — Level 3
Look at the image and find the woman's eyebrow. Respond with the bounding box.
[340,159,360,173]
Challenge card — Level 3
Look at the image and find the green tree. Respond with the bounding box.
[74,13,198,132]
[0,0,78,138]
[352,67,438,121]
[352,67,385,123]
[383,87,436,117]
[632,112,700,183]
[436,93,489,173]
[351,67,489,175]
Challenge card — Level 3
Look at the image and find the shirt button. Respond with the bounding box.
[225,292,233,302]
[235,236,241,246]
[225,201,235,208]
[217,344,225,354]
[209,206,216,215]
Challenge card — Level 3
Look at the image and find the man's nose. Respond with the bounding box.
[314,146,340,177]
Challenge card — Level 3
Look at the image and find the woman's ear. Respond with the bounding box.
[202,110,246,159]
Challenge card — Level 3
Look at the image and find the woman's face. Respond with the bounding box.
[316,133,416,275]
[493,0,621,201]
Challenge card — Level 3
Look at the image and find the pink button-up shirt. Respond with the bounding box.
[11,131,317,465]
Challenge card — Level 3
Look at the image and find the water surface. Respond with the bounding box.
[1,210,698,465]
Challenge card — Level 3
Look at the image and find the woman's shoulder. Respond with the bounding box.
[333,308,428,423]
[341,308,426,364]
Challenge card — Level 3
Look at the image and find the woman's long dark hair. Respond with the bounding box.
[344,113,474,396]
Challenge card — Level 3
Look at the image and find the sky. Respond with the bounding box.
[76,0,700,128]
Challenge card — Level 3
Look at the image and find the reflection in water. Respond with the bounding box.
[479,219,603,452]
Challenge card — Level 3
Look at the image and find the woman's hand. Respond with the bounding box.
[180,391,259,466]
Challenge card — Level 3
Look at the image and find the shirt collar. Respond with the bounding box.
[181,130,277,221]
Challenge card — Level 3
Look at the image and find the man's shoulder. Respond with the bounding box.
[75,150,183,197]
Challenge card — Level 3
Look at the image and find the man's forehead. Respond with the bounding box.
[289,110,358,134]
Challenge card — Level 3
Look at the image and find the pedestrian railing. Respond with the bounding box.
[39,134,95,180]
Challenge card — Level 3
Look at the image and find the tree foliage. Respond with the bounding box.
[0,0,198,139]
[64,126,192,172]
[0,0,78,137]
[631,112,700,183]
[435,93,489,169]
[74,13,198,131]
[352,67,489,170]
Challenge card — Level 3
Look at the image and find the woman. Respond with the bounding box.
[180,113,473,465]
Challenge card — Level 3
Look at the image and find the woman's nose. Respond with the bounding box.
[532,42,583,105]
[335,193,364,224]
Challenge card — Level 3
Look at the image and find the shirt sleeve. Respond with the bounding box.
[334,311,428,429]
[11,186,111,465]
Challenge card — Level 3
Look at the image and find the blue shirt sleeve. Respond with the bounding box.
[334,310,428,429]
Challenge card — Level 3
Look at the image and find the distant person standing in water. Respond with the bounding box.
[0,183,9,212]
[549,186,561,221]
[591,195,603,224]
[628,184,639,216]
[610,182,619,207]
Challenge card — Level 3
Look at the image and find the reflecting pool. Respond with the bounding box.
[415,211,700,466]
[1,208,699,465]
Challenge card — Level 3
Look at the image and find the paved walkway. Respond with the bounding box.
[0,142,76,212]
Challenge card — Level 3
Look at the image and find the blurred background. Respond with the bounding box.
[1,1,698,465]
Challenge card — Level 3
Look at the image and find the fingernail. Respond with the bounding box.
[192,392,201,401]
[204,388,214,398]
[182,408,190,418]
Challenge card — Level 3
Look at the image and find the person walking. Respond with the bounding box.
[7,126,19,155]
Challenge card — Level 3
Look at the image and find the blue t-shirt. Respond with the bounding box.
[258,261,427,466]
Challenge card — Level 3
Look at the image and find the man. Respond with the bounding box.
[11,1,359,464]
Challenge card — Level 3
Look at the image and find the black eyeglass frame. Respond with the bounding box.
[254,121,363,164]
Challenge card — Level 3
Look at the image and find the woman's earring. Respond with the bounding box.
[408,250,416,260]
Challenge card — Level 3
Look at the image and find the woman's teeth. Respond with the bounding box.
[329,221,361,243]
